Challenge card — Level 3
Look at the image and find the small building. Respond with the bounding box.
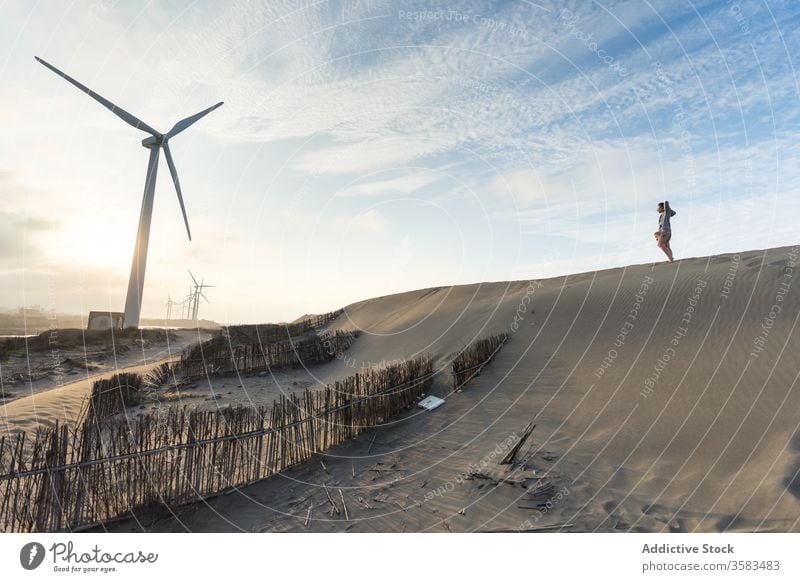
[87,311,125,331]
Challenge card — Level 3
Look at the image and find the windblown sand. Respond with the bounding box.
[69,247,800,531]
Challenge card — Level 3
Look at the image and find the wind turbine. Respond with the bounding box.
[35,56,223,328]
[195,284,213,321]
[188,270,214,321]
[164,293,178,321]
[182,284,195,320]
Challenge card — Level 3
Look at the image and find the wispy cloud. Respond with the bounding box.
[349,208,388,233]
[336,171,441,197]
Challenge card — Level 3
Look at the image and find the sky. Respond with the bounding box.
[1,0,798,324]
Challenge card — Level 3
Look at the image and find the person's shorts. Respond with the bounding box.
[659,230,671,245]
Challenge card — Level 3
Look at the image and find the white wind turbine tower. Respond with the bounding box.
[188,270,214,322]
[182,284,195,320]
[164,293,178,321]
[35,56,223,328]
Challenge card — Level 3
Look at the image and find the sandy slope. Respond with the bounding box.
[91,246,800,532]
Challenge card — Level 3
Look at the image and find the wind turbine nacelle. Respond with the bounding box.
[141,135,163,148]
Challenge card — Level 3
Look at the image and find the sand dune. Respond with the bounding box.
[88,246,800,531]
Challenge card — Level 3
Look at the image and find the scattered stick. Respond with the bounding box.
[480,523,574,533]
[526,482,556,498]
[367,467,405,474]
[367,430,378,454]
[521,434,537,461]
[287,494,311,507]
[339,489,349,521]
[355,495,372,510]
[500,422,536,465]
[323,485,340,516]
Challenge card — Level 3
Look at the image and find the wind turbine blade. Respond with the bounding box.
[163,142,191,241]
[165,102,224,140]
[34,56,160,137]
[188,270,199,286]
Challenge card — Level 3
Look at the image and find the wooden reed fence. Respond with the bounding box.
[452,333,509,391]
[224,309,344,345]
[0,355,432,532]
[76,373,144,428]
[168,329,358,380]
[292,309,344,332]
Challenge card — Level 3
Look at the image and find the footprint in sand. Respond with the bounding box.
[641,503,686,532]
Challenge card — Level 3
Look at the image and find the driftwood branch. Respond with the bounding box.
[500,422,536,465]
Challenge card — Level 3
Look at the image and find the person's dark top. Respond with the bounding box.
[659,201,676,233]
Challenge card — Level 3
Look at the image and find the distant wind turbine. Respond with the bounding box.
[35,56,223,328]
[164,293,178,321]
[188,270,214,321]
[182,284,195,320]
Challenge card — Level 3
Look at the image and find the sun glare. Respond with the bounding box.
[46,218,134,271]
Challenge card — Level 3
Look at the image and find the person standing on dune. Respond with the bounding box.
[654,201,676,263]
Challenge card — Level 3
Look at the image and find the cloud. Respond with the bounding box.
[0,174,60,265]
[291,136,446,175]
[349,208,388,233]
[490,168,567,206]
[488,130,800,252]
[18,0,797,184]
[336,171,441,197]
[489,144,666,210]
